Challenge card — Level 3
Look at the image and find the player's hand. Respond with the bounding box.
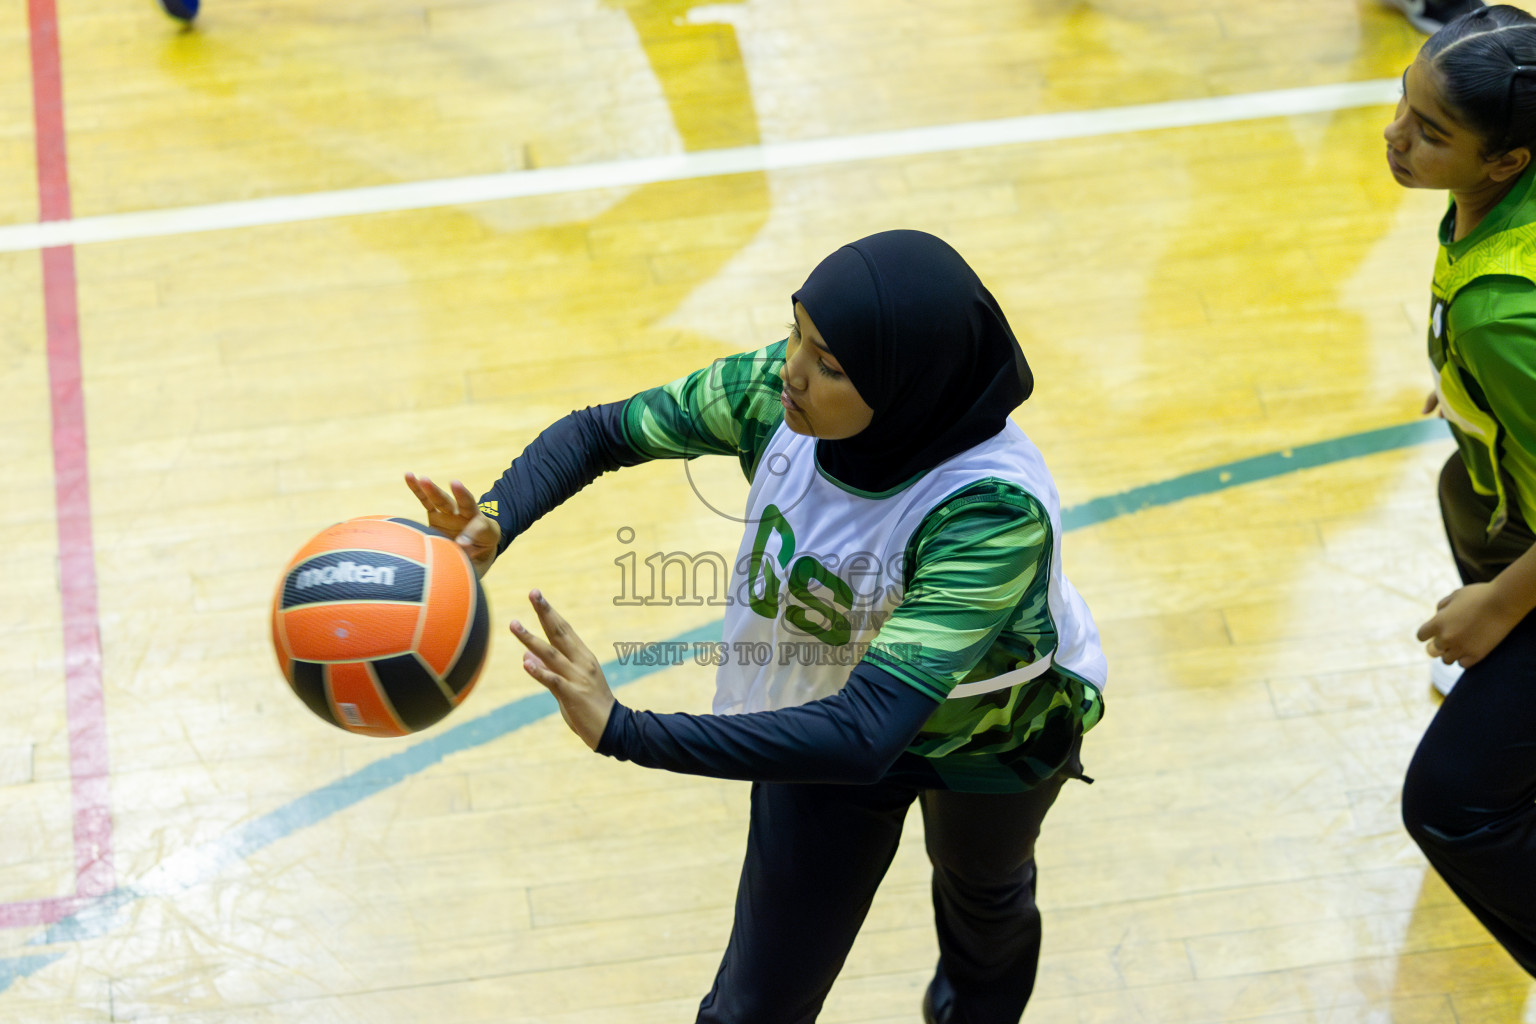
[510,590,616,751]
[404,473,500,578]
[1416,582,1519,669]
[1422,389,1442,417]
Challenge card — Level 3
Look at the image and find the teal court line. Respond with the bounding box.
[1061,420,1450,530]
[1,417,1451,993]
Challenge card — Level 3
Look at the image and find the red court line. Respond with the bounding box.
[0,897,89,931]
[8,0,118,928]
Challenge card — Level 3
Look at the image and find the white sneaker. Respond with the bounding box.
[1430,658,1463,696]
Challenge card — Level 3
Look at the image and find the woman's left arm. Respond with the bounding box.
[510,487,1043,781]
[1422,300,1536,666]
[1417,543,1536,667]
[511,591,939,784]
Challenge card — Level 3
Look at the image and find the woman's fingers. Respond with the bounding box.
[529,590,596,668]
[509,618,573,675]
[404,472,455,513]
[509,593,613,751]
[1417,613,1453,661]
[449,479,478,514]
[404,472,435,505]
[424,476,457,514]
[520,650,560,687]
[403,472,431,507]
[407,474,500,578]
[509,592,597,679]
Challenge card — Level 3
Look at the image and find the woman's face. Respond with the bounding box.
[779,301,875,439]
[1383,57,1521,191]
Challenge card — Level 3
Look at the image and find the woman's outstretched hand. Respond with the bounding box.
[510,590,616,750]
[404,473,500,578]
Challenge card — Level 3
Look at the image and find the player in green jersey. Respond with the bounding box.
[408,230,1107,1021]
[1384,4,1536,977]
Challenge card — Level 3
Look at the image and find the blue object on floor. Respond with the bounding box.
[159,0,199,20]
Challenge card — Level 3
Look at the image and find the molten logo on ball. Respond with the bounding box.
[279,550,425,609]
[295,561,399,589]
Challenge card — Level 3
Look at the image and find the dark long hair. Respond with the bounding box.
[1425,5,1536,156]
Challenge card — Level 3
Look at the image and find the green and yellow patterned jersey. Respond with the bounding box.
[623,341,1106,792]
[1431,165,1536,538]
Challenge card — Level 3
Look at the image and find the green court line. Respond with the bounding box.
[6,417,1452,986]
[1062,419,1450,531]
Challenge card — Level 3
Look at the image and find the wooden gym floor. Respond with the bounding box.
[2,0,1533,1020]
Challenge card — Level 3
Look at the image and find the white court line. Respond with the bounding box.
[0,79,1399,253]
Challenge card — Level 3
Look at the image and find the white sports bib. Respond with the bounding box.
[715,421,1105,714]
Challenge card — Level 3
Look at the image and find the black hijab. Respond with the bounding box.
[790,230,1033,493]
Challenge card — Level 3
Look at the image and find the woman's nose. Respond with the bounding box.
[790,346,812,380]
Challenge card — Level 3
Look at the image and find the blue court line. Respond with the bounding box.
[0,955,64,995]
[1,418,1451,991]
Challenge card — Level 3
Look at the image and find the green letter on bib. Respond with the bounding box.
[746,504,795,618]
[785,555,853,646]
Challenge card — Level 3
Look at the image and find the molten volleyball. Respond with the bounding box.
[271,516,489,737]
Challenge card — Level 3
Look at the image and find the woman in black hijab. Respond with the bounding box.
[791,229,1035,491]
[410,230,1107,1023]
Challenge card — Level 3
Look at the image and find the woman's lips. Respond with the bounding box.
[781,389,802,413]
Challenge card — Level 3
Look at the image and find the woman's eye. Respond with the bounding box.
[817,361,842,379]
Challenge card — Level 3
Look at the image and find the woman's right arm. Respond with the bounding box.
[476,401,648,554]
[406,341,789,577]
[406,400,645,577]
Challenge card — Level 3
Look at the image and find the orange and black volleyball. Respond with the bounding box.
[271,516,489,737]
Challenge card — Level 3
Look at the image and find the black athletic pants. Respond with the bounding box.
[1401,453,1536,977]
[695,743,1083,1024]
